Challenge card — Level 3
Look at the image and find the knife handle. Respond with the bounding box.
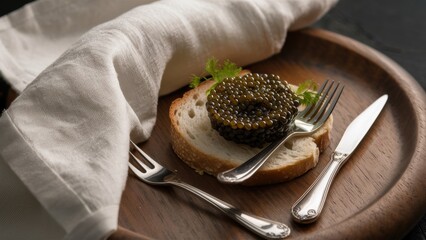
[291,152,349,224]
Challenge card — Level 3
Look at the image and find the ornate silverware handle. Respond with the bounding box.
[291,152,349,223]
[172,181,291,239]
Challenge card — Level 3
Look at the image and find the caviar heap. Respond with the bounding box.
[206,73,300,147]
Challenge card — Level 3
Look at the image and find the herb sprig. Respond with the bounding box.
[294,80,319,105]
[190,58,319,105]
[190,57,241,95]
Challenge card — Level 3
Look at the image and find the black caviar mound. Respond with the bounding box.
[206,73,299,147]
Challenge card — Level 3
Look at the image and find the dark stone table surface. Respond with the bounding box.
[315,0,426,91]
[1,0,425,239]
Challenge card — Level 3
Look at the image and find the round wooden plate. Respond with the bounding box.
[116,28,426,239]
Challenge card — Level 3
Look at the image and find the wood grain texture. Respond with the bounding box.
[116,28,426,239]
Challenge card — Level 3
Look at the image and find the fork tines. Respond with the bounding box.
[129,140,159,171]
[301,80,344,124]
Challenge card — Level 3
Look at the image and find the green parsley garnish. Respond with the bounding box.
[190,58,318,105]
[190,57,242,95]
[295,79,319,105]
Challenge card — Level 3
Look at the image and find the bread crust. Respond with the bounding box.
[169,80,332,186]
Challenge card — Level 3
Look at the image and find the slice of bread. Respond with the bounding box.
[169,80,333,186]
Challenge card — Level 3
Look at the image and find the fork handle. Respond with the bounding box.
[171,181,291,239]
[217,133,296,184]
[291,152,349,223]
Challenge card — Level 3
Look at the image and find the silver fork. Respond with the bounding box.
[128,140,291,239]
[217,80,344,184]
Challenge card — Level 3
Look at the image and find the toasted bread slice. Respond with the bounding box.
[169,80,332,185]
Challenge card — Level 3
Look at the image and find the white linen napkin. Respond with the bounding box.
[0,0,337,239]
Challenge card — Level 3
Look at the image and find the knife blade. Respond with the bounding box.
[291,94,388,224]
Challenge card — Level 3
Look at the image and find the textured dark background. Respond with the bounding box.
[1,0,425,239]
[315,0,426,91]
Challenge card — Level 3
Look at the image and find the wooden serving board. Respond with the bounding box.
[116,28,426,239]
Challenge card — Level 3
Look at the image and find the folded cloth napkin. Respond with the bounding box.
[0,0,337,239]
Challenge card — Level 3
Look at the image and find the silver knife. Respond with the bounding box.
[291,94,388,224]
